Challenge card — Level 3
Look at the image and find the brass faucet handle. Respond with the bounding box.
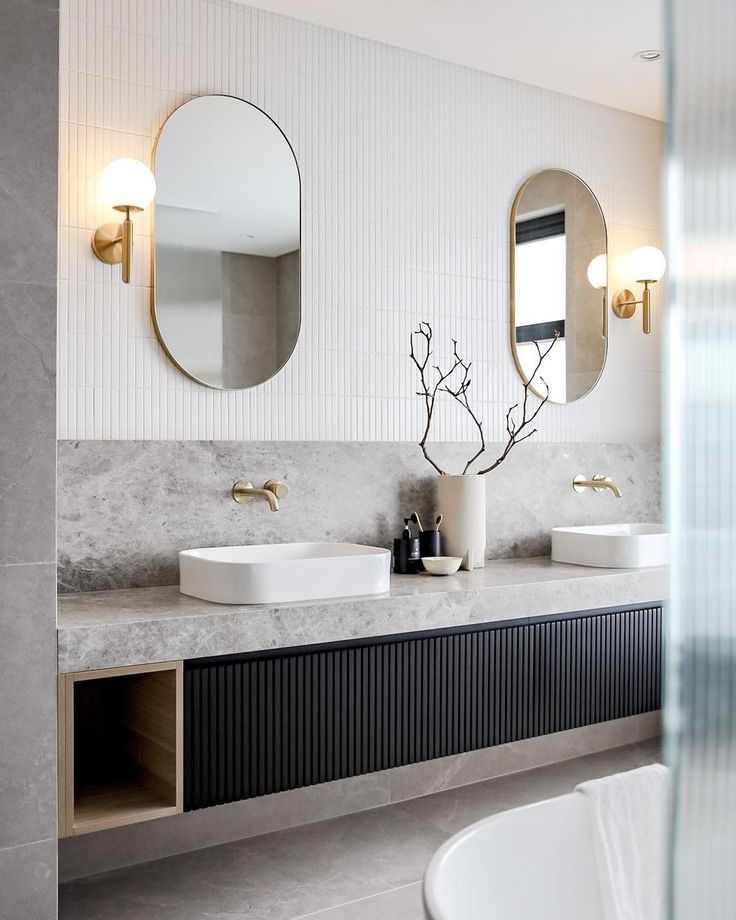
[264,479,290,500]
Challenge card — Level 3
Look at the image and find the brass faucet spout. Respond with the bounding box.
[250,488,281,511]
[232,480,289,511]
[572,474,623,498]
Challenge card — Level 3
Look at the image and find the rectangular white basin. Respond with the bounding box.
[179,542,391,605]
[551,523,668,569]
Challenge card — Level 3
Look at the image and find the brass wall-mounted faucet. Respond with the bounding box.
[572,474,623,498]
[232,479,290,512]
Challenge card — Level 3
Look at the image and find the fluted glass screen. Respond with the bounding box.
[666,0,736,916]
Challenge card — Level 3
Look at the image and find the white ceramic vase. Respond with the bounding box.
[436,474,486,570]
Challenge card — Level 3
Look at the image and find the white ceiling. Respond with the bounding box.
[246,0,665,121]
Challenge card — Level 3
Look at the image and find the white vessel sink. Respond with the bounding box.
[179,542,391,605]
[551,523,667,569]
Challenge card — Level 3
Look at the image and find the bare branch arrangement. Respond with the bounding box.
[410,321,558,476]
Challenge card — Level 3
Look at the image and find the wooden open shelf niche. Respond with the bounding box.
[58,661,183,837]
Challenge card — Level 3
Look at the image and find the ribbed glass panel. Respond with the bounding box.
[666,1,736,917]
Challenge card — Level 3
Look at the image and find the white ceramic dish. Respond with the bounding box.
[422,556,463,576]
[180,542,391,605]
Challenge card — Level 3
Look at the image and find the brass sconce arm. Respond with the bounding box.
[91,207,137,284]
[612,282,653,335]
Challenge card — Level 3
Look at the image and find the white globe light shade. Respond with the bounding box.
[586,254,607,290]
[626,245,666,282]
[99,158,156,211]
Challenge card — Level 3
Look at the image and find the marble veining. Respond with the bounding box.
[57,439,662,592]
[57,557,667,673]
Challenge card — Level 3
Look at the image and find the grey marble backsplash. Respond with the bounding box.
[57,440,661,592]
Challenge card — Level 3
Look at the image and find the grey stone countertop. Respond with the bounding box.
[57,557,668,673]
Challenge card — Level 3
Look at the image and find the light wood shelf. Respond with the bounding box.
[58,661,183,837]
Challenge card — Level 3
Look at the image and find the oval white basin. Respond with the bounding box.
[179,542,391,605]
[551,523,667,568]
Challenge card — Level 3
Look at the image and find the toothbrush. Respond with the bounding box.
[410,511,424,533]
[434,514,443,532]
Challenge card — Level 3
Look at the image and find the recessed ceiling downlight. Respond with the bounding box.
[634,49,662,62]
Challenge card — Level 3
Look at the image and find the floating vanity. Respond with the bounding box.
[57,557,666,838]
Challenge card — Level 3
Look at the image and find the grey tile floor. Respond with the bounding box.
[59,738,660,920]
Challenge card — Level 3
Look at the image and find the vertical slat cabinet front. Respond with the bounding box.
[184,605,662,812]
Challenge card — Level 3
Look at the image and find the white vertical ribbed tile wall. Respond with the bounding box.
[58,0,663,442]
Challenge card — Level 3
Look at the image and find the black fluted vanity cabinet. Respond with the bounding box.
[182,603,663,812]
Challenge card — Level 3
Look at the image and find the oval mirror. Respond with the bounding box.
[152,95,300,389]
[510,169,607,403]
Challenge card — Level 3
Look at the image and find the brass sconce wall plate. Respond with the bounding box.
[612,289,637,320]
[91,222,124,265]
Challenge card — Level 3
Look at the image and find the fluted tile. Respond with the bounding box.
[58,0,662,442]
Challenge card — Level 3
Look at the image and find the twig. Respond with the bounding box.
[474,335,557,475]
[410,323,557,476]
[440,340,486,474]
[409,323,464,474]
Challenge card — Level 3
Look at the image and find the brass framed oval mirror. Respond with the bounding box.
[152,95,300,390]
[510,169,607,404]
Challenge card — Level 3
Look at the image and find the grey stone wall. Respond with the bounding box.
[0,0,59,916]
[58,439,661,592]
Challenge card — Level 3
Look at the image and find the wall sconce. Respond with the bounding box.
[91,158,156,283]
[612,245,666,334]
[586,253,608,337]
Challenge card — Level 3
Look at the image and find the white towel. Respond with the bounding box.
[576,764,668,920]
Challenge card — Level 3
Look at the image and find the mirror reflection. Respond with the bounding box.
[510,169,607,403]
[153,95,300,390]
